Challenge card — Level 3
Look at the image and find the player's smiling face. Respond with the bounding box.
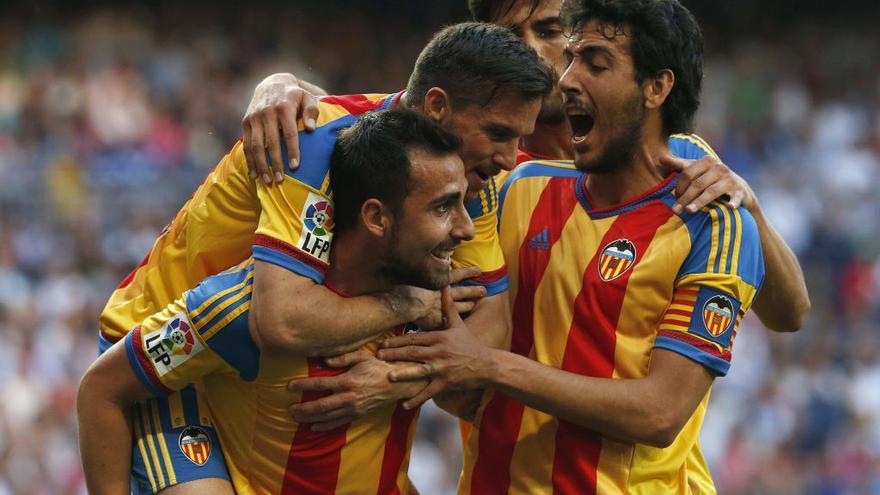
[493,0,567,125]
[445,91,541,199]
[381,150,474,290]
[559,20,647,173]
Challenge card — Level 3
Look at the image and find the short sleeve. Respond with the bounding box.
[455,177,508,296]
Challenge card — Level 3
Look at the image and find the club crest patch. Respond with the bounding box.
[142,313,204,377]
[297,192,334,263]
[598,239,637,281]
[702,295,734,337]
[178,426,212,466]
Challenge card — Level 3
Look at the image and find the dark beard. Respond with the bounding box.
[576,94,645,175]
[380,224,449,291]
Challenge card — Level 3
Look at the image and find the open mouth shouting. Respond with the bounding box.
[566,105,596,148]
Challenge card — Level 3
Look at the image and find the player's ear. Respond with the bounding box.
[643,68,674,111]
[422,87,451,123]
[360,198,392,238]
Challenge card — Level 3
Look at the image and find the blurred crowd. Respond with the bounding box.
[0,2,877,494]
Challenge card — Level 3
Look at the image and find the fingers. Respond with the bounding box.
[658,154,689,174]
[727,190,744,209]
[448,265,482,285]
[377,345,433,363]
[685,184,729,213]
[381,331,440,350]
[672,161,716,214]
[402,381,444,410]
[287,375,342,393]
[455,300,478,314]
[301,92,320,132]
[243,117,271,183]
[324,350,373,369]
[279,103,300,174]
[440,287,464,328]
[289,392,353,420]
[310,417,354,432]
[261,110,285,185]
[387,363,432,382]
[449,285,486,302]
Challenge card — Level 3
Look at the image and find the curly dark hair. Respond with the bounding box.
[467,0,543,22]
[561,0,703,136]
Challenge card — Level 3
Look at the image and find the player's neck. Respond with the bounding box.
[521,120,573,160]
[325,232,391,296]
[585,132,669,209]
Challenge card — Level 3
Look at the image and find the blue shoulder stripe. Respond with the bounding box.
[282,113,358,190]
[202,311,260,381]
[498,161,582,220]
[185,263,254,321]
[669,134,710,160]
[733,207,764,288]
[252,245,325,284]
[654,336,731,376]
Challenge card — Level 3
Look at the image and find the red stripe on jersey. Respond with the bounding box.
[281,358,348,495]
[254,234,329,273]
[116,252,151,289]
[130,326,174,395]
[657,330,732,362]
[320,94,385,116]
[666,308,694,318]
[551,200,673,495]
[470,177,579,494]
[470,265,509,285]
[376,404,419,495]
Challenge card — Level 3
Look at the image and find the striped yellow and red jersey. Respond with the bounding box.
[459,137,764,494]
[99,92,508,348]
[125,259,420,494]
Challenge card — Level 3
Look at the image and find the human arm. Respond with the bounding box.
[77,342,153,494]
[661,153,810,332]
[242,72,327,184]
[378,294,713,447]
[248,261,482,356]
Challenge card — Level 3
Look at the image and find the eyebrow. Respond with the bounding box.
[429,191,462,208]
[532,16,562,30]
[565,43,616,61]
[482,123,519,141]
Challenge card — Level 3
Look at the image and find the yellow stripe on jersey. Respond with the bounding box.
[151,400,177,486]
[717,204,732,273]
[134,406,159,493]
[188,270,255,323]
[140,403,167,490]
[198,287,252,341]
[730,208,744,276]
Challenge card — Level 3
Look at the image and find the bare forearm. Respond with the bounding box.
[433,389,482,421]
[254,288,415,356]
[77,392,134,494]
[750,207,811,332]
[462,293,511,350]
[486,350,710,447]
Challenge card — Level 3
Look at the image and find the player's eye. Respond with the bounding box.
[538,28,562,39]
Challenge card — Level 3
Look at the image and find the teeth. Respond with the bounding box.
[432,249,453,260]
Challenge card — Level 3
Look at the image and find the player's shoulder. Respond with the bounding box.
[677,200,763,286]
[314,92,397,127]
[669,133,719,160]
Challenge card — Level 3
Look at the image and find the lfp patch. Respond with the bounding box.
[297,192,335,263]
[142,313,204,377]
[598,239,637,281]
[178,426,212,466]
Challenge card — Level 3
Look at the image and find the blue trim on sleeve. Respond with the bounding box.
[712,205,726,273]
[203,312,260,381]
[179,386,201,427]
[654,335,730,376]
[676,210,715,278]
[198,294,252,337]
[124,331,168,397]
[457,274,509,297]
[252,245,325,284]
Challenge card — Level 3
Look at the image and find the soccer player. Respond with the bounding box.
[246,0,809,334]
[91,22,552,494]
[79,108,475,494]
[376,1,769,492]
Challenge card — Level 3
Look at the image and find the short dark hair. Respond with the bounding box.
[330,108,461,233]
[405,22,554,109]
[468,0,542,22]
[561,0,703,136]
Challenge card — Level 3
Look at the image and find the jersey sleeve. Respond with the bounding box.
[456,177,508,296]
[125,263,261,396]
[653,201,764,376]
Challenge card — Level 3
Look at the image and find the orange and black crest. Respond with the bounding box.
[179,426,212,466]
[598,239,637,281]
[702,295,734,337]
